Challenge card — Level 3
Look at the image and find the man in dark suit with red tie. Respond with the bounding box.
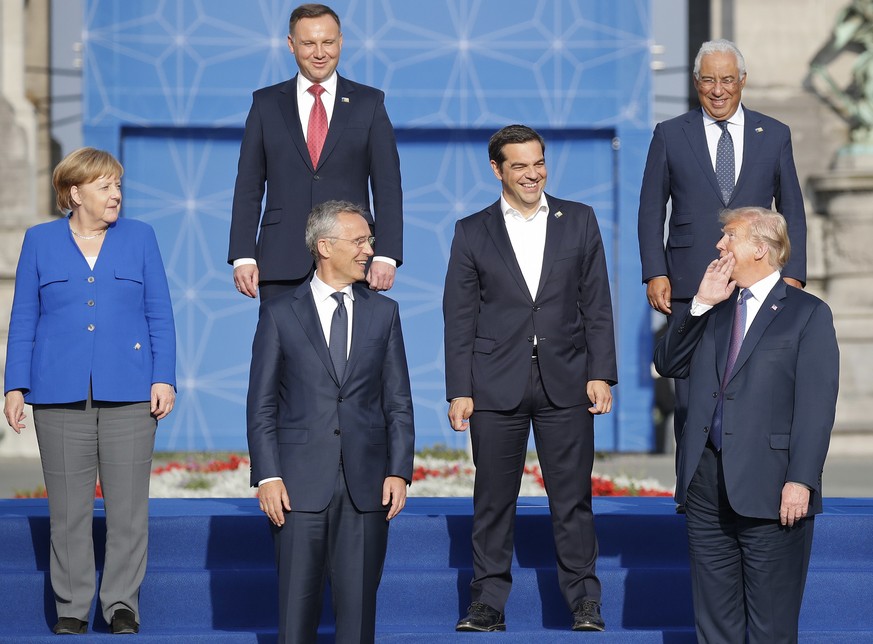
[637,40,807,470]
[248,200,415,643]
[655,207,839,643]
[443,125,618,632]
[229,3,403,301]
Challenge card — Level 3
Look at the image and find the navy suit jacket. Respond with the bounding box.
[4,217,176,404]
[654,281,839,519]
[638,108,807,299]
[246,282,414,513]
[228,74,403,281]
[443,195,617,411]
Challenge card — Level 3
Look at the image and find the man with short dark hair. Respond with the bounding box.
[248,200,414,643]
[655,206,838,643]
[229,3,403,301]
[444,124,617,633]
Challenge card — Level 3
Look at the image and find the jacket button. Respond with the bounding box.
[87,300,95,307]
[337,397,343,402]
[87,324,95,332]
[334,428,340,436]
[87,276,95,283]
[527,336,534,342]
[712,392,718,398]
[703,426,709,433]
[532,306,540,312]
[313,175,320,181]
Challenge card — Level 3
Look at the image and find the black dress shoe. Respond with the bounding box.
[455,601,506,632]
[53,617,88,634]
[110,608,139,634]
[572,600,605,632]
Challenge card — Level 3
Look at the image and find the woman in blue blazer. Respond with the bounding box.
[3,148,176,635]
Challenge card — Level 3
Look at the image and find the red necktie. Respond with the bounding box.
[307,84,328,167]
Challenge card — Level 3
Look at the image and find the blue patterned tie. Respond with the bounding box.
[329,292,347,382]
[710,289,751,450]
[716,120,735,204]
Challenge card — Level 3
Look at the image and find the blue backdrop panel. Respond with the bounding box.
[84,0,654,452]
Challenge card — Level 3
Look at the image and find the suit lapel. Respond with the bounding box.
[534,195,563,299]
[483,201,533,302]
[290,283,341,386]
[732,110,762,199]
[278,76,315,171]
[344,286,374,385]
[727,281,787,384]
[315,75,355,170]
[682,110,724,203]
[713,297,734,384]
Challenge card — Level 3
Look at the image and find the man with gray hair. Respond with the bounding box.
[247,200,415,643]
[654,206,838,643]
[637,39,807,488]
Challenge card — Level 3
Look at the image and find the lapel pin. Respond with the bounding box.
[554,211,563,219]
[755,127,764,133]
[134,342,141,350]
[771,304,778,311]
[341,97,350,103]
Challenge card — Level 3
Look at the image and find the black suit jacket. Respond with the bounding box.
[229,74,403,281]
[654,281,839,519]
[246,283,414,512]
[443,195,617,410]
[638,108,806,299]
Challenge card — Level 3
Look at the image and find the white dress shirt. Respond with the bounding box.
[702,104,745,185]
[501,193,549,299]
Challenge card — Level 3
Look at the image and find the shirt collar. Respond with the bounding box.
[311,270,355,302]
[297,72,338,98]
[702,103,745,128]
[500,193,549,222]
[743,269,780,303]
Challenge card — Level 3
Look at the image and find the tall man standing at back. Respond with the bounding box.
[444,125,617,632]
[637,39,807,459]
[229,3,403,301]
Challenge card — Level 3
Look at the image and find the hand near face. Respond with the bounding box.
[695,254,737,306]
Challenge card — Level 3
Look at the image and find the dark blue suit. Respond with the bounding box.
[638,108,807,299]
[247,281,414,642]
[654,282,839,642]
[228,74,403,282]
[444,195,617,612]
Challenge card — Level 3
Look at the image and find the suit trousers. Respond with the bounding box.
[685,443,814,644]
[468,356,600,612]
[272,461,389,644]
[32,395,156,624]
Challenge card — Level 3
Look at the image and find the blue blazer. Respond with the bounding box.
[638,108,807,299]
[228,73,403,281]
[443,195,617,411]
[246,282,414,513]
[654,281,839,519]
[4,217,176,404]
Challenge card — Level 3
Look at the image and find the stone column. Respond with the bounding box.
[809,155,873,452]
[0,0,40,456]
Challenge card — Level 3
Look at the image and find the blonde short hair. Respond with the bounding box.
[719,206,791,270]
[52,147,124,213]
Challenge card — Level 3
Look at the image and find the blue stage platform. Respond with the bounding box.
[1,497,872,642]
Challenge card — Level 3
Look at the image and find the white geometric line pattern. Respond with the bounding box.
[84,0,653,451]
